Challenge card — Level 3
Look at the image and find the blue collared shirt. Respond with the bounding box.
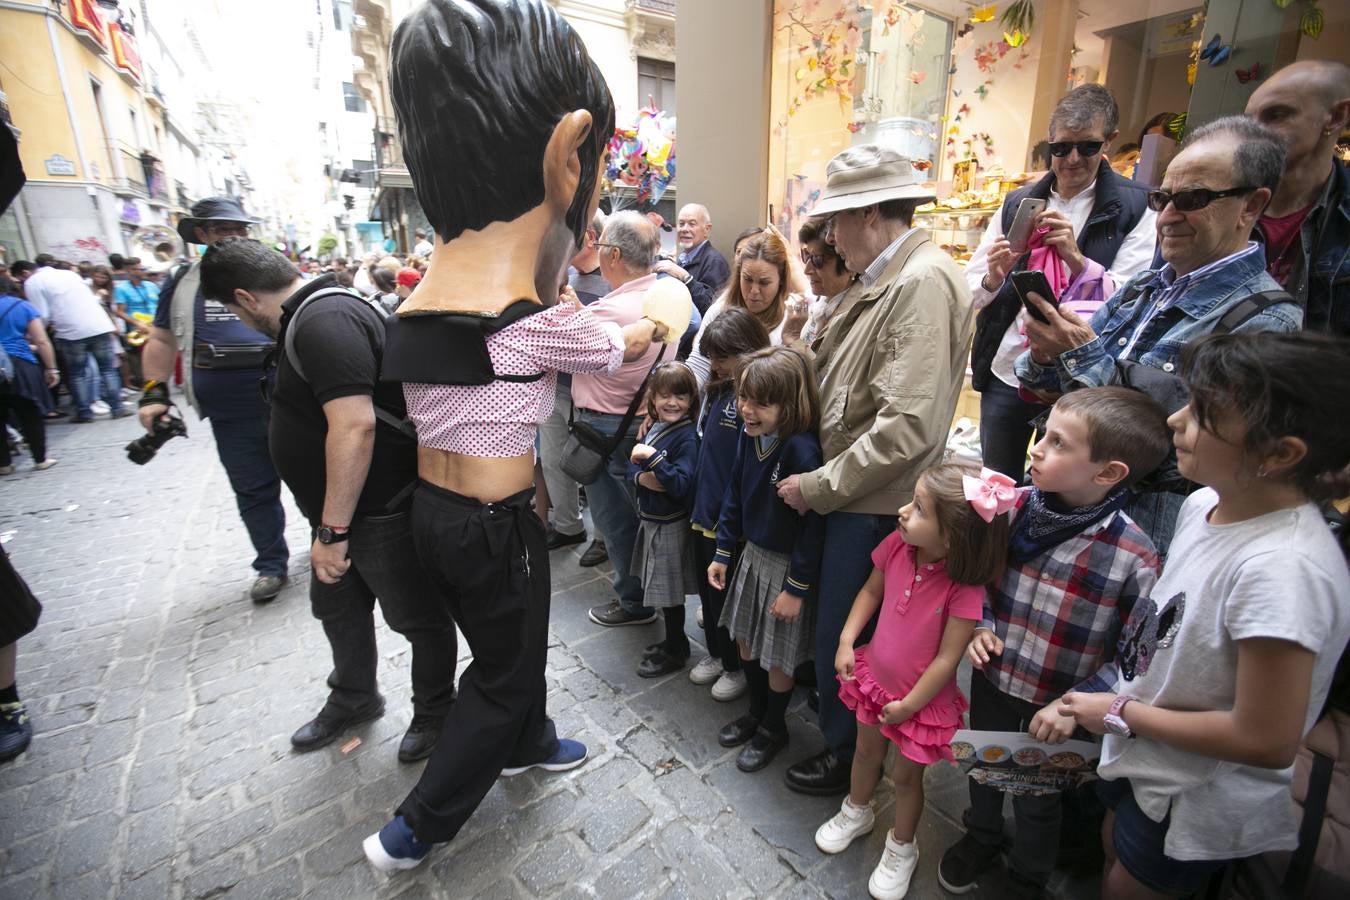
[861,230,909,286]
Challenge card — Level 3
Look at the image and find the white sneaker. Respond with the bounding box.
[689,655,723,685]
[90,400,110,416]
[710,669,748,702]
[868,830,919,900]
[815,797,875,854]
[696,605,704,628]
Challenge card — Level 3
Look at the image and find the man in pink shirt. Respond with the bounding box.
[573,212,667,627]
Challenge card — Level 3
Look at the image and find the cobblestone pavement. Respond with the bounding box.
[0,412,1099,899]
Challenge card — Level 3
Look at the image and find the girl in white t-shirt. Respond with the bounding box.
[1059,331,1350,899]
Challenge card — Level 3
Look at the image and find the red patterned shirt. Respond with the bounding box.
[403,302,624,457]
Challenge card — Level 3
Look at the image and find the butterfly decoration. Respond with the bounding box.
[958,103,971,116]
[975,82,991,100]
[957,23,975,38]
[1200,33,1232,67]
[1003,30,1027,48]
[970,4,997,24]
[949,65,959,76]
[952,88,963,97]
[1166,113,1187,142]
[847,121,864,133]
[1235,62,1262,84]
[911,159,933,173]
[909,70,927,85]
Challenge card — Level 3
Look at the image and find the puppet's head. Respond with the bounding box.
[391,0,615,258]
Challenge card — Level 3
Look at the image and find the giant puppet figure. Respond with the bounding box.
[363,0,676,872]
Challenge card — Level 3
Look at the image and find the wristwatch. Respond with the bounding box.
[316,524,350,545]
[1104,696,1134,738]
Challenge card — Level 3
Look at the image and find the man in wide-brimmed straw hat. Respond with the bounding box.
[773,145,976,811]
[138,196,292,604]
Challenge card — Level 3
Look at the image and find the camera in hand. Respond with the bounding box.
[126,406,188,465]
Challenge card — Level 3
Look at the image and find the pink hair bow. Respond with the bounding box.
[963,468,1017,523]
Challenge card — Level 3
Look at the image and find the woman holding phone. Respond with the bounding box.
[966,84,1157,480]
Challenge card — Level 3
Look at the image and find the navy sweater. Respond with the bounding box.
[690,382,741,535]
[628,419,699,522]
[714,431,825,598]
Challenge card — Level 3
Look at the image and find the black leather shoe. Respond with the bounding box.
[807,688,820,713]
[290,703,384,752]
[546,527,586,550]
[736,727,788,772]
[398,714,444,763]
[578,539,609,567]
[718,714,761,748]
[637,649,687,679]
[784,749,853,795]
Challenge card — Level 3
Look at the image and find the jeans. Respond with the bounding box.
[1125,490,1186,561]
[964,672,1067,890]
[576,408,646,614]
[210,416,289,577]
[56,334,123,418]
[539,381,582,535]
[978,378,1043,482]
[398,483,558,844]
[310,510,457,719]
[814,511,894,757]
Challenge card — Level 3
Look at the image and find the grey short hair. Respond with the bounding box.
[588,208,607,236]
[1048,84,1119,138]
[601,211,658,272]
[1185,115,1287,195]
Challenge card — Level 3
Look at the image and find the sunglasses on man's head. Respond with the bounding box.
[1146,186,1256,213]
[1048,140,1105,158]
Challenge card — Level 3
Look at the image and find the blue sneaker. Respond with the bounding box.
[362,815,430,873]
[499,738,588,777]
[0,702,33,763]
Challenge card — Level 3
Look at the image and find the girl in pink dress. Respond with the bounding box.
[813,463,1015,900]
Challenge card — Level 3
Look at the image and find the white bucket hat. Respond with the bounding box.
[810,144,936,215]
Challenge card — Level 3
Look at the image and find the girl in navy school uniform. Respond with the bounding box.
[688,308,772,702]
[707,345,825,773]
[629,362,702,679]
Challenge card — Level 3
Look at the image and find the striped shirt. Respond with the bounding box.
[979,489,1160,705]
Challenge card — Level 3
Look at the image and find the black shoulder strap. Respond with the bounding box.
[282,286,415,439]
[1214,289,1294,335]
[568,344,669,456]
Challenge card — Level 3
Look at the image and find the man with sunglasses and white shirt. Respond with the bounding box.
[1017,116,1302,552]
[967,84,1157,482]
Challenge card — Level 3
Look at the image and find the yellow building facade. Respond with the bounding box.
[1,0,173,264]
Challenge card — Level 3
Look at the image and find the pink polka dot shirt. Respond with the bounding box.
[403,302,624,458]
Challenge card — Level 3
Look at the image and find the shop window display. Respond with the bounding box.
[768,0,1350,269]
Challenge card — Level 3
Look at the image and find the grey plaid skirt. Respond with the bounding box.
[632,517,700,609]
[719,541,814,672]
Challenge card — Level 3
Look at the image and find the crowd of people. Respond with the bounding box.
[2,2,1349,897]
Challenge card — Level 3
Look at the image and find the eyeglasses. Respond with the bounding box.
[1048,140,1105,158]
[206,224,252,238]
[595,242,619,251]
[821,214,839,240]
[1146,186,1257,213]
[793,246,826,267]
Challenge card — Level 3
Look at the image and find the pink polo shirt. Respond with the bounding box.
[571,273,664,414]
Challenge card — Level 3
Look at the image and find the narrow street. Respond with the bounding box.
[0,412,1096,899]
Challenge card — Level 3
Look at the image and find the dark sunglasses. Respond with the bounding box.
[1048,140,1105,158]
[1146,185,1256,213]
[800,246,832,269]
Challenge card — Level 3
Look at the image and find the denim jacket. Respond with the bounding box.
[1016,243,1303,394]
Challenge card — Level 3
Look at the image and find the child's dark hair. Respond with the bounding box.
[1053,387,1171,487]
[699,306,772,388]
[644,361,699,421]
[734,346,820,437]
[918,464,1010,585]
[1182,331,1350,502]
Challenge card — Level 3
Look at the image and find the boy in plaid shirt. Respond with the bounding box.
[938,388,1169,899]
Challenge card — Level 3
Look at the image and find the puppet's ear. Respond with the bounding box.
[542,110,594,216]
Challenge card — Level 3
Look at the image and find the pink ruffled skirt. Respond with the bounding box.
[837,645,967,765]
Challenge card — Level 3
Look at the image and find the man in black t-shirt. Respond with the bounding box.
[199,238,457,763]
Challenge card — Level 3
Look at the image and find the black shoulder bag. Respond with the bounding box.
[560,345,667,485]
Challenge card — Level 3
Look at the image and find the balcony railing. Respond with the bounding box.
[373,116,404,171]
[109,143,146,197]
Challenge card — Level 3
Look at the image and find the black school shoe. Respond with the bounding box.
[784,749,852,796]
[397,714,444,763]
[718,714,761,748]
[578,539,609,567]
[290,702,385,752]
[937,832,1001,895]
[546,527,586,550]
[736,727,788,772]
[637,648,687,678]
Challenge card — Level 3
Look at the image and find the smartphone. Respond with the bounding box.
[1011,270,1059,325]
[1005,197,1047,255]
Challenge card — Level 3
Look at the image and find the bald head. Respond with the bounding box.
[1246,59,1350,167]
[676,203,712,251]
